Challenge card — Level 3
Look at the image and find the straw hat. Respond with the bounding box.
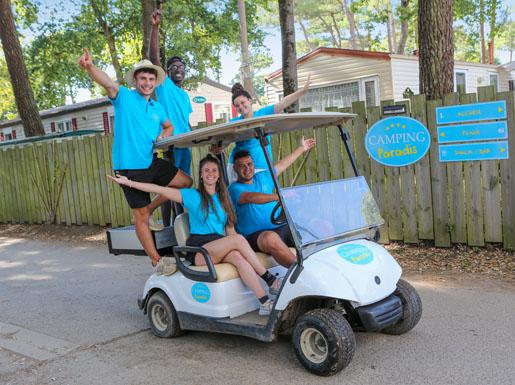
[125,59,166,87]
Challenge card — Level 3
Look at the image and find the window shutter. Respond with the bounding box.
[102,112,109,134]
[204,103,214,124]
[51,122,56,133]
[12,130,16,139]
[72,118,78,131]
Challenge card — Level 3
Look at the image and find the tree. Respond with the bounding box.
[141,0,156,59]
[0,0,44,136]
[237,0,256,99]
[418,0,454,99]
[278,0,298,112]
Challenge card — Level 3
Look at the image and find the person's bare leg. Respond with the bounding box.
[198,234,267,276]
[133,207,161,265]
[147,170,192,214]
[257,231,296,267]
[220,251,266,298]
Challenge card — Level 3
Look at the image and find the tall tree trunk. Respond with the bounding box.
[0,0,45,137]
[330,13,342,48]
[298,20,315,51]
[387,3,397,53]
[141,0,154,60]
[90,0,123,84]
[341,0,361,49]
[488,0,498,63]
[480,0,486,63]
[278,0,298,112]
[418,0,454,100]
[237,0,256,99]
[317,16,338,47]
[397,0,409,54]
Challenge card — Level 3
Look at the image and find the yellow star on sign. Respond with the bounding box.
[500,147,505,153]
[402,124,406,129]
[498,107,503,113]
[390,123,394,128]
[441,132,445,137]
[397,123,401,127]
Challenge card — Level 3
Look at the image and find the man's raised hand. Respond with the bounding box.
[151,9,162,26]
[78,48,93,70]
[301,136,316,151]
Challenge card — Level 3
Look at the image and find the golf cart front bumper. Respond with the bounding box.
[356,294,402,331]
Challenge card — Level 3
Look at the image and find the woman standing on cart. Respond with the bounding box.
[109,154,281,315]
[227,75,311,176]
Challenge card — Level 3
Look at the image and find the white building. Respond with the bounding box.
[265,47,514,110]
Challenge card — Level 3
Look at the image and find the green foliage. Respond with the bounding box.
[0,54,18,121]
[30,142,68,224]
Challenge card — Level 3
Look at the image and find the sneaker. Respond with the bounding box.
[154,257,176,276]
[148,217,164,232]
[269,277,283,296]
[259,299,274,316]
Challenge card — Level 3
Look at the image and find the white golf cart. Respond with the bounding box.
[137,113,422,376]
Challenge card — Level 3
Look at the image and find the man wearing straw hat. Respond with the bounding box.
[78,48,192,268]
[229,137,316,268]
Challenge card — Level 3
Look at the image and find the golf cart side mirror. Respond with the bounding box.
[173,246,218,283]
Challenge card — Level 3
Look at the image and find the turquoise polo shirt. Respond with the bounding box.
[155,77,192,135]
[228,170,279,236]
[229,105,275,169]
[110,86,168,170]
[181,188,227,235]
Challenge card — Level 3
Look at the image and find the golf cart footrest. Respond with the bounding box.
[356,294,402,331]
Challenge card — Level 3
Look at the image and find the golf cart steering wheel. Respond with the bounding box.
[271,201,286,225]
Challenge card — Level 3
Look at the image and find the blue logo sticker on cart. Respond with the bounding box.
[337,244,374,265]
[191,283,211,303]
[364,117,430,167]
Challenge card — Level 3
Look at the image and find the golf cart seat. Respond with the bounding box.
[173,212,283,282]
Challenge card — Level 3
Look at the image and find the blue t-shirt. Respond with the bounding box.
[180,188,227,235]
[110,86,168,170]
[155,77,192,136]
[229,105,275,169]
[228,170,279,236]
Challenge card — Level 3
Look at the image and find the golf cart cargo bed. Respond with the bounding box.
[107,225,176,256]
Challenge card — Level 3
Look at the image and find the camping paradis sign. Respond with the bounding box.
[364,117,431,167]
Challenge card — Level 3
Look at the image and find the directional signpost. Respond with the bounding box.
[435,101,509,162]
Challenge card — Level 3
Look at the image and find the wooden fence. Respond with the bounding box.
[0,86,514,249]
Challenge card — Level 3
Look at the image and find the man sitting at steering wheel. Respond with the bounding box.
[228,137,316,267]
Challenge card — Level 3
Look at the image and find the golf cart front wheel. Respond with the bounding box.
[292,309,356,376]
[147,291,183,338]
[382,279,422,335]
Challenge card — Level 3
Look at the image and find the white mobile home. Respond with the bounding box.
[265,48,514,110]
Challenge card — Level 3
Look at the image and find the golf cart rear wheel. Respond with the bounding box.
[293,309,356,376]
[382,279,422,335]
[147,291,183,338]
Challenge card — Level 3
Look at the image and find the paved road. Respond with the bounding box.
[1,236,514,385]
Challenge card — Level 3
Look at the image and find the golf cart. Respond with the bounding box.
[137,113,422,376]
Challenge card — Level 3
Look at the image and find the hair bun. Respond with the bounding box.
[231,82,245,95]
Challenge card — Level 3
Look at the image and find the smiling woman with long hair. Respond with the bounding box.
[108,154,281,315]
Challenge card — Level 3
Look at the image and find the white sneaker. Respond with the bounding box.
[148,217,164,232]
[269,277,283,296]
[154,257,176,276]
[259,299,274,316]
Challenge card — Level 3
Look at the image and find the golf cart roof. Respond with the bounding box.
[155,112,355,149]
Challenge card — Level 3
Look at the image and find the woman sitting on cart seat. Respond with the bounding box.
[108,154,281,315]
[225,75,312,177]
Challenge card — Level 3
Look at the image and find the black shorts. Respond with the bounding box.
[185,233,224,264]
[116,157,178,209]
[246,225,294,252]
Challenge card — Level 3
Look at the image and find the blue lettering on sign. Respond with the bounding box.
[364,117,430,167]
[439,141,509,162]
[191,283,211,303]
[437,121,507,143]
[193,96,207,104]
[337,244,374,265]
[436,101,506,125]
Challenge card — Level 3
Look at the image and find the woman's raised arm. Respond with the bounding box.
[107,175,183,204]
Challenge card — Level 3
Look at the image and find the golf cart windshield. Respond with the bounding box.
[280,176,384,247]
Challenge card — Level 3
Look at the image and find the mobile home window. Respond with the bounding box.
[364,80,377,107]
[455,71,466,92]
[299,82,360,111]
[489,74,498,91]
[57,119,72,132]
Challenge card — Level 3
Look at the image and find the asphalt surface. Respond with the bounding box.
[0,235,514,385]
